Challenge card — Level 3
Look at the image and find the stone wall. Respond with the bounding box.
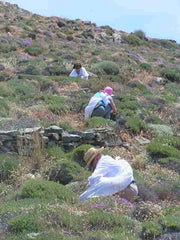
[0,125,122,155]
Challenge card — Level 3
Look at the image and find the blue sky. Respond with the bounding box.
[5,0,180,43]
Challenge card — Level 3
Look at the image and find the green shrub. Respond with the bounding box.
[88,210,135,230]
[0,98,9,117]
[125,116,146,134]
[122,34,142,46]
[48,160,88,185]
[147,137,180,159]
[85,117,114,129]
[25,65,40,75]
[0,154,19,180]
[147,124,173,137]
[16,179,77,202]
[163,82,180,102]
[140,63,152,72]
[72,144,94,166]
[92,61,119,75]
[44,64,68,75]
[66,35,74,41]
[147,115,166,125]
[43,94,70,114]
[114,96,141,113]
[45,146,67,161]
[59,122,74,131]
[9,79,37,102]
[160,40,177,49]
[161,68,180,83]
[141,221,162,239]
[159,215,180,232]
[133,30,146,40]
[135,82,152,96]
[8,215,39,233]
[25,44,44,56]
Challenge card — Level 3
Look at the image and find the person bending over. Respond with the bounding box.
[84,86,117,121]
[79,147,138,202]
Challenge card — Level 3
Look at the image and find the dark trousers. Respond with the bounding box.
[91,104,112,119]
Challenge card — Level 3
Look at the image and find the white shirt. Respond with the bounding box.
[79,155,134,202]
[69,67,89,79]
[84,92,112,121]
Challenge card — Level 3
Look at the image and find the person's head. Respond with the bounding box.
[84,147,104,169]
[102,86,113,96]
[73,62,82,74]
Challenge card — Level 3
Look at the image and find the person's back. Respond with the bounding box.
[84,86,117,121]
[79,147,138,203]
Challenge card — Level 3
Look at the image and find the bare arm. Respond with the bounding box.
[110,99,117,113]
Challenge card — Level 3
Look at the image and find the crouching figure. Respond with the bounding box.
[84,86,117,121]
[79,147,138,202]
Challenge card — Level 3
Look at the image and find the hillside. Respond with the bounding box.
[0,1,180,239]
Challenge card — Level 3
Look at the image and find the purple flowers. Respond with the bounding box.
[90,203,109,209]
[95,27,102,31]
[127,53,140,61]
[23,39,31,46]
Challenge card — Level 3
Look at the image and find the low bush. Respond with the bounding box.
[160,39,178,49]
[147,124,173,137]
[43,63,68,75]
[92,61,119,75]
[43,94,70,115]
[146,136,180,159]
[8,215,39,233]
[25,65,40,75]
[16,179,77,202]
[0,154,19,181]
[140,63,152,72]
[161,68,180,83]
[159,215,180,232]
[122,34,143,46]
[85,117,114,129]
[141,221,162,239]
[45,146,67,162]
[47,160,88,185]
[72,144,94,166]
[25,44,44,56]
[125,116,146,134]
[133,30,146,40]
[8,79,37,102]
[114,95,141,112]
[59,122,74,131]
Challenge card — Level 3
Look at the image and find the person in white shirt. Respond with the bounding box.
[79,147,138,202]
[84,86,117,121]
[69,62,89,80]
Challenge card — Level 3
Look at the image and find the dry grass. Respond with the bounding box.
[58,111,85,130]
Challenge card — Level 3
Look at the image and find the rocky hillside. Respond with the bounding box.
[0,1,180,240]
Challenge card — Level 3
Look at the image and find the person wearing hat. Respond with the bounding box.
[84,86,117,121]
[79,147,138,202]
[69,62,89,80]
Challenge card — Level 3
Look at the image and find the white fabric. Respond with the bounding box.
[79,155,134,202]
[84,92,112,121]
[69,67,89,79]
